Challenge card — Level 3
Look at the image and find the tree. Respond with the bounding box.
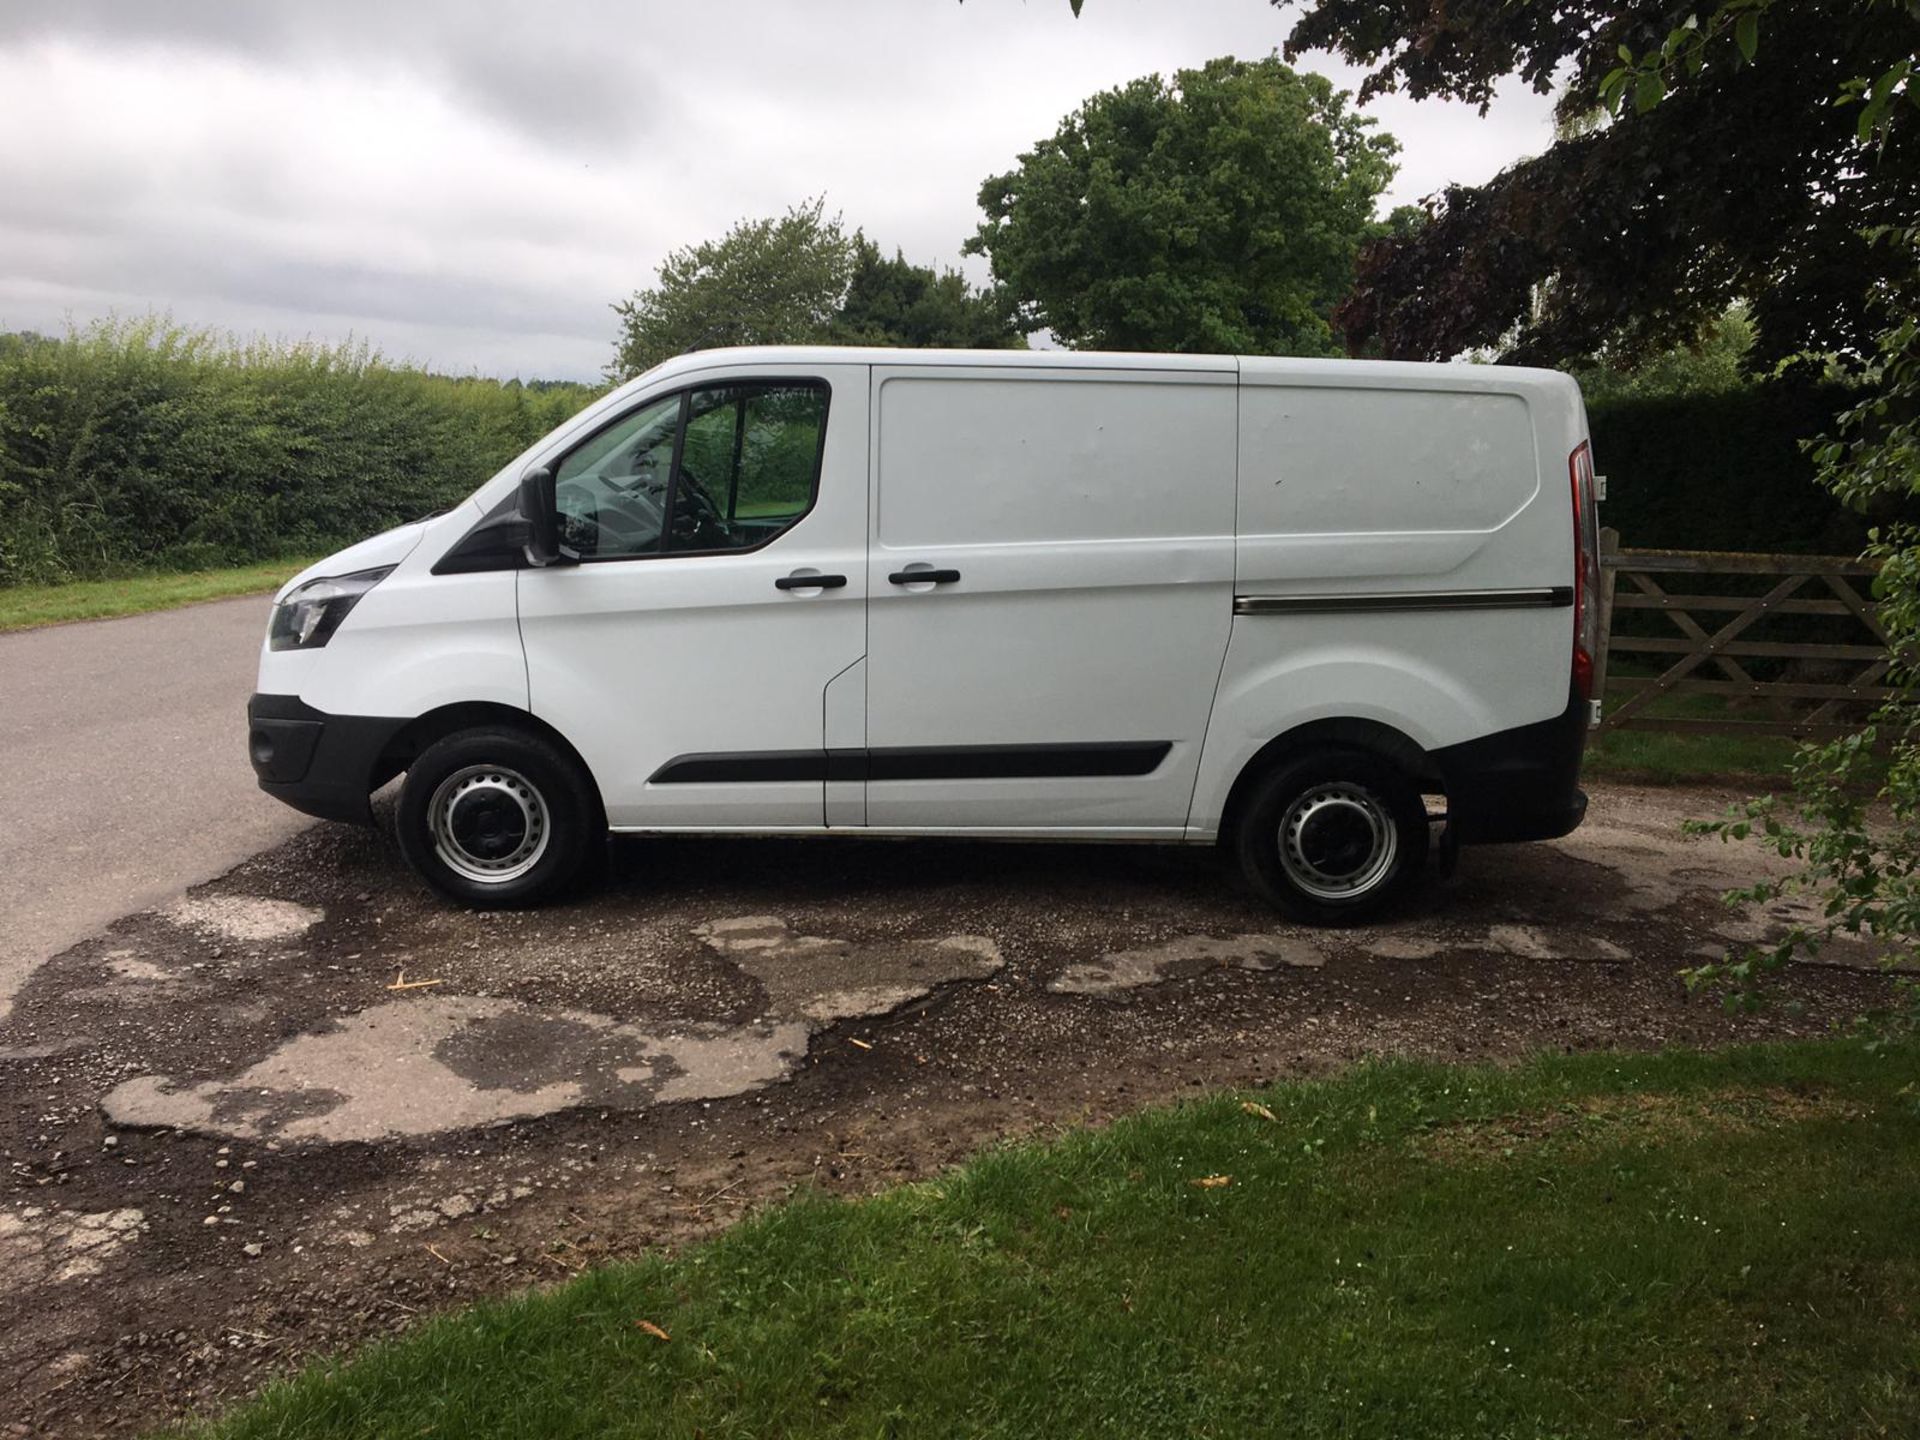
[610,207,1023,380]
[1569,305,1756,405]
[609,200,856,381]
[1278,0,1918,372]
[964,56,1400,355]
[829,239,1023,349]
[1685,224,1920,1030]
[1591,0,1913,142]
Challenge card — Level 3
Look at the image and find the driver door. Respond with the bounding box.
[517,364,869,829]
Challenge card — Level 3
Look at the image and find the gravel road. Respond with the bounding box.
[0,596,308,1020]
[0,780,1895,1437]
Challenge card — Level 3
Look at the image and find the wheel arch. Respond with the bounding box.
[376,702,606,828]
[1215,717,1440,850]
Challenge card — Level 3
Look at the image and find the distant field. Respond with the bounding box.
[0,556,324,633]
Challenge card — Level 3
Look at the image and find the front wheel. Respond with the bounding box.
[396,727,602,907]
[1235,749,1429,924]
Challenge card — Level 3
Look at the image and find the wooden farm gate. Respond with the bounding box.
[1595,529,1896,738]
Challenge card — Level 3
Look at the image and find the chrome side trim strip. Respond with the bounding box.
[1234,587,1573,616]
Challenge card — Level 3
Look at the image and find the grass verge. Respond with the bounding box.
[1584,685,1807,786]
[1583,724,1800,786]
[182,1038,1919,1439]
[0,557,326,633]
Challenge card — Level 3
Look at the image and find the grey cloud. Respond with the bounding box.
[0,0,662,152]
[0,1,1552,380]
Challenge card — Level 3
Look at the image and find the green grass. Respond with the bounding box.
[1584,684,1805,786]
[1584,725,1800,785]
[182,1038,1920,1439]
[0,556,327,633]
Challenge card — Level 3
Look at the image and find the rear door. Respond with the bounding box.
[517,363,868,828]
[861,363,1237,834]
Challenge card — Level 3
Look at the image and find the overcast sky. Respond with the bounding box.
[0,1,1554,382]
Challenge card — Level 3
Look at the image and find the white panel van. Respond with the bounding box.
[248,347,1600,922]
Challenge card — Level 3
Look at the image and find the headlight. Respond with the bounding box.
[268,567,394,651]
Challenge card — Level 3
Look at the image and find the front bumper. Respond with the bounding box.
[1431,684,1590,845]
[247,694,409,824]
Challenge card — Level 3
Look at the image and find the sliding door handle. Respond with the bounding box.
[774,572,847,591]
[887,568,962,586]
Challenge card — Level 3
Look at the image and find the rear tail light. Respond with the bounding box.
[1569,440,1601,699]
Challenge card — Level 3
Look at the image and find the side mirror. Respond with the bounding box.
[517,467,563,567]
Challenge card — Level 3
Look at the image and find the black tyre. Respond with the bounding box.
[1234,749,1429,924]
[396,726,602,908]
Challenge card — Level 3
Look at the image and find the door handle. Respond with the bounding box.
[887,568,962,586]
[774,572,848,591]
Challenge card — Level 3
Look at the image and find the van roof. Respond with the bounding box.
[635,345,1575,397]
[642,345,1237,377]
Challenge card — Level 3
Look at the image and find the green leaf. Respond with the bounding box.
[1734,11,1759,63]
[1635,69,1667,112]
[1857,61,1908,141]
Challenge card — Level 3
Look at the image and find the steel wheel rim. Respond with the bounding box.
[429,765,550,884]
[1278,781,1398,901]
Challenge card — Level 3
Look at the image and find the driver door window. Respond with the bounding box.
[667,383,828,554]
[552,381,828,561]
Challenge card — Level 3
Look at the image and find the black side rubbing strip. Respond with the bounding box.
[649,742,1173,786]
[1233,587,1573,616]
[864,741,1169,780]
[646,751,826,785]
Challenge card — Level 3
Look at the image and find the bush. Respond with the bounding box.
[1588,380,1874,554]
[0,320,1876,583]
[0,320,601,585]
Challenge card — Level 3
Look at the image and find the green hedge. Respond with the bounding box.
[1587,381,1869,555]
[0,323,1873,585]
[0,321,601,585]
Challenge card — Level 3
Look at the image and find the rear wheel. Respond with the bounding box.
[396,727,601,907]
[1235,749,1428,924]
